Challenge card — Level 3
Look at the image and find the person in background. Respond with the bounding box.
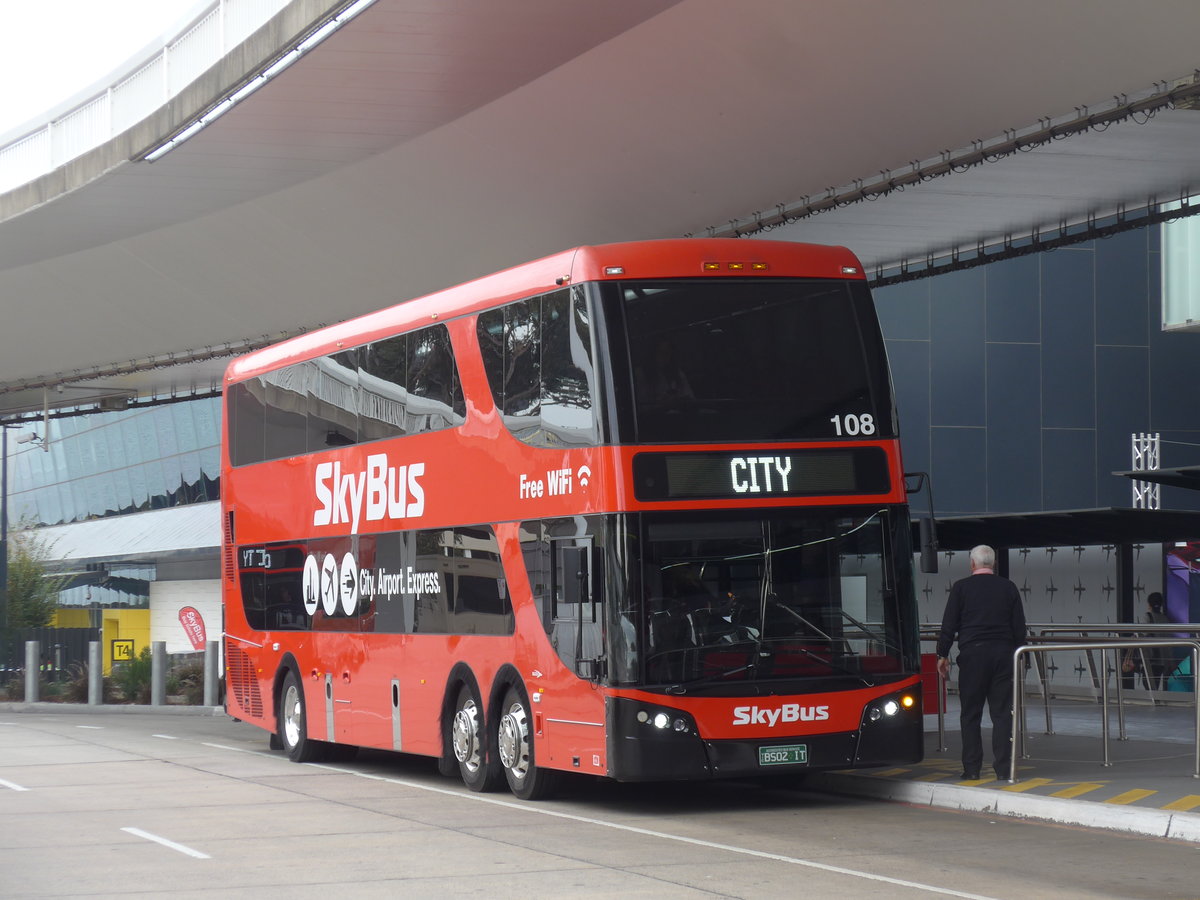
[936,544,1027,782]
[1142,591,1170,692]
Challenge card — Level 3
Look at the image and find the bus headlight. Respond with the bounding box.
[633,705,695,735]
[863,691,918,726]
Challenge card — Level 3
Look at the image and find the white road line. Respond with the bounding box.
[0,778,30,791]
[75,725,103,730]
[152,734,179,740]
[121,827,210,859]
[199,741,999,898]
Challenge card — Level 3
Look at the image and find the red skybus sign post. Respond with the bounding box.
[178,607,207,651]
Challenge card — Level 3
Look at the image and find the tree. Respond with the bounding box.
[6,528,63,628]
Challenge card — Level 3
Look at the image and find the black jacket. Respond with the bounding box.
[937,572,1026,658]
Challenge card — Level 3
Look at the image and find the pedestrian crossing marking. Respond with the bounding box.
[1002,777,1053,792]
[1050,782,1105,799]
[1105,789,1156,805]
[1162,795,1200,811]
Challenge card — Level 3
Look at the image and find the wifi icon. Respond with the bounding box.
[577,465,592,488]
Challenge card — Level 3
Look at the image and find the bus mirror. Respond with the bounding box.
[919,517,939,574]
[576,657,607,682]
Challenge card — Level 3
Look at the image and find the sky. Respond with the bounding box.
[0,0,200,137]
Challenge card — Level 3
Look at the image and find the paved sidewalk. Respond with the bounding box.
[810,695,1200,842]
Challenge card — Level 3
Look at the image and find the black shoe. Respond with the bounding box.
[959,771,980,780]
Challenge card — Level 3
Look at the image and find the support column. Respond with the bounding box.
[88,641,103,705]
[24,640,38,703]
[151,641,166,706]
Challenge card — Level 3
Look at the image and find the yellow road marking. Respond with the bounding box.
[1105,789,1156,805]
[1163,795,1200,812]
[1050,782,1105,799]
[872,768,911,777]
[1001,777,1053,792]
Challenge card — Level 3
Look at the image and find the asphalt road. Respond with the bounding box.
[1,710,1196,899]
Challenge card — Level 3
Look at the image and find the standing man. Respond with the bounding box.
[936,544,1027,782]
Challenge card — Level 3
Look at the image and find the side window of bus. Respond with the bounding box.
[410,526,512,636]
[228,324,467,466]
[237,545,307,631]
[227,379,266,467]
[307,350,359,451]
[542,287,598,446]
[408,325,466,433]
[476,289,598,447]
[359,335,408,442]
[261,366,308,461]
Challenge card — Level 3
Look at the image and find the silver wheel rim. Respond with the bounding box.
[452,697,483,772]
[282,683,302,748]
[498,700,531,781]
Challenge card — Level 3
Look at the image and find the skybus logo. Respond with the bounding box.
[732,704,830,726]
[313,453,426,530]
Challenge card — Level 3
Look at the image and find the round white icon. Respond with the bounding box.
[302,554,319,615]
[320,553,338,616]
[339,552,358,616]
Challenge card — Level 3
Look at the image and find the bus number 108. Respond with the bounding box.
[829,413,875,436]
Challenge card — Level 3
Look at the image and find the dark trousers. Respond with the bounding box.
[956,641,1015,776]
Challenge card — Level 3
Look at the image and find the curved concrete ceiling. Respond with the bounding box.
[3,0,1200,418]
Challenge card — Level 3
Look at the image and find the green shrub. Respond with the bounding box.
[112,647,152,704]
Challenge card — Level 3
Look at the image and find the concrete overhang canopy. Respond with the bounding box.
[3,0,1200,420]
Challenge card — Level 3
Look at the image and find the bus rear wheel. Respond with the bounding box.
[278,670,325,763]
[451,684,501,791]
[497,685,559,800]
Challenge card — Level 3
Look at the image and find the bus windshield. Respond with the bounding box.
[602,278,894,443]
[636,508,914,689]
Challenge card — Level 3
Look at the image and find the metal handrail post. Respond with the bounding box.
[1115,648,1128,741]
[1101,648,1112,765]
[1193,644,1199,779]
[936,667,947,752]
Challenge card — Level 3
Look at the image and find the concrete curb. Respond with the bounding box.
[807,771,1200,843]
[0,702,226,716]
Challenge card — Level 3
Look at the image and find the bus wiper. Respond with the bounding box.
[778,642,873,687]
[665,659,762,694]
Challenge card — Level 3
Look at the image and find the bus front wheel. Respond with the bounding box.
[497,684,559,801]
[451,684,501,791]
[278,670,324,763]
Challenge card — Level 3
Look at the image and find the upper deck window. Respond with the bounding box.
[228,323,465,467]
[477,287,600,447]
[603,279,894,444]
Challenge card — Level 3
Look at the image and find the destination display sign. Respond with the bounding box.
[631,448,890,501]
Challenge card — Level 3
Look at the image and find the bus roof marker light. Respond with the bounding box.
[752,262,769,271]
[727,262,745,270]
[604,266,624,276]
[703,262,721,271]
[841,265,860,275]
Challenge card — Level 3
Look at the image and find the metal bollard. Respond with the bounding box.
[24,641,39,703]
[203,640,220,707]
[151,640,166,706]
[88,641,102,705]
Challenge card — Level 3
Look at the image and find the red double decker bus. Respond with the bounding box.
[222,238,924,799]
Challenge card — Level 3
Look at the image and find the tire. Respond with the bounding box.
[278,670,326,763]
[450,683,502,791]
[496,683,560,800]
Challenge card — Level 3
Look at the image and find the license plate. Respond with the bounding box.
[759,744,808,766]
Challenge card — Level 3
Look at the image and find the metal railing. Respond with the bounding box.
[1009,640,1200,783]
[0,0,289,193]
